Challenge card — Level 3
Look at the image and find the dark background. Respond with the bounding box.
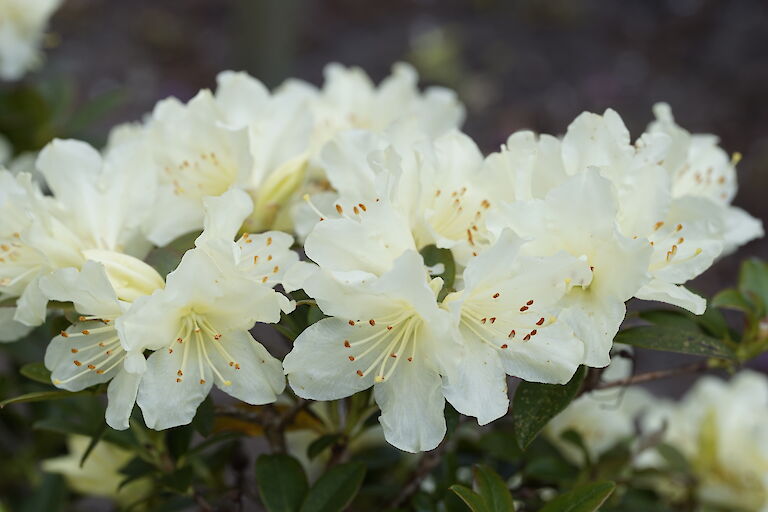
[35,0,768,389]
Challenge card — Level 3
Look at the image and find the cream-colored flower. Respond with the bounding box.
[646,103,763,254]
[112,71,313,245]
[0,0,61,80]
[0,138,154,339]
[643,372,768,512]
[40,256,164,429]
[285,62,465,153]
[42,435,151,504]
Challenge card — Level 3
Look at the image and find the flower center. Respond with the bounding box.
[57,320,124,385]
[161,151,238,199]
[169,313,238,386]
[343,310,422,383]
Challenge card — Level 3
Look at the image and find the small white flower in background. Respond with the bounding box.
[284,250,458,453]
[40,256,164,430]
[0,138,154,339]
[646,102,764,254]
[42,435,152,504]
[117,190,297,430]
[488,169,652,367]
[440,229,592,425]
[641,372,768,512]
[544,386,654,465]
[0,0,61,80]
[285,62,465,152]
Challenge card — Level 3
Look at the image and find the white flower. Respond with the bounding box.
[0,0,61,80]
[42,435,152,503]
[545,386,654,465]
[117,190,297,430]
[0,138,153,338]
[440,229,592,424]
[643,372,768,512]
[488,169,652,367]
[646,103,763,254]
[302,128,501,263]
[284,249,458,453]
[39,256,164,430]
[288,62,465,152]
[116,71,312,244]
[488,108,738,317]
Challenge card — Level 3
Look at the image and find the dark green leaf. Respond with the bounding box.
[615,326,734,360]
[695,306,730,339]
[0,389,88,408]
[512,367,586,449]
[478,431,522,462]
[79,420,108,467]
[19,362,52,384]
[160,465,194,493]
[192,396,215,436]
[420,245,456,300]
[307,433,342,460]
[20,473,67,512]
[255,454,309,512]
[300,462,366,512]
[473,465,515,512]
[538,481,616,512]
[450,485,488,512]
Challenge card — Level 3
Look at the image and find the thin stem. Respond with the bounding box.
[593,361,711,390]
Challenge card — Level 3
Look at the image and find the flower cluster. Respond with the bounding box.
[547,368,768,512]
[0,63,762,453]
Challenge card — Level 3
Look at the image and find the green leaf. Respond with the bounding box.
[512,367,586,450]
[420,245,456,300]
[473,465,515,512]
[538,481,616,512]
[739,259,768,312]
[255,454,309,512]
[300,462,366,512]
[144,231,200,277]
[159,466,194,493]
[192,396,215,436]
[711,288,753,313]
[614,326,734,360]
[19,362,52,384]
[307,433,342,460]
[79,420,108,467]
[0,389,88,408]
[450,485,488,512]
[638,310,700,331]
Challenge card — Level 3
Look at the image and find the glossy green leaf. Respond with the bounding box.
[512,367,586,449]
[473,465,515,512]
[300,462,365,512]
[19,362,52,384]
[538,481,616,512]
[614,326,734,360]
[255,454,309,512]
[450,485,488,512]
